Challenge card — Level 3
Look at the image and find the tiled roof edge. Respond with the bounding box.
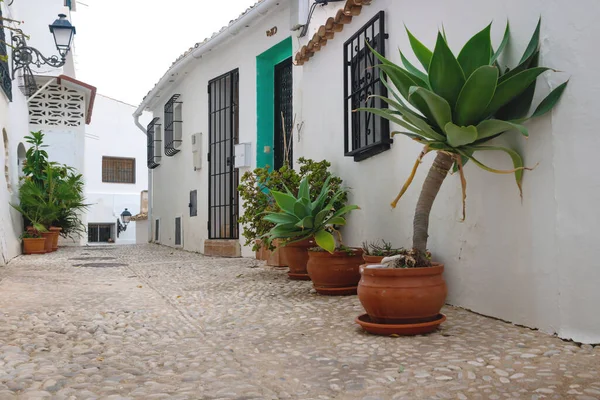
[294,0,373,66]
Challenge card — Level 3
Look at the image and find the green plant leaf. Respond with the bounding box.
[408,87,453,133]
[463,145,528,196]
[327,216,347,226]
[429,32,466,108]
[530,81,568,119]
[330,204,360,220]
[369,95,446,141]
[357,107,426,136]
[495,81,536,120]
[405,26,433,71]
[399,50,429,87]
[298,177,310,201]
[294,199,309,219]
[454,65,499,126]
[520,17,541,64]
[457,23,492,79]
[498,49,539,84]
[268,223,306,238]
[375,64,417,100]
[483,67,550,117]
[314,209,330,228]
[263,213,299,225]
[491,21,510,64]
[476,119,528,141]
[315,229,336,253]
[271,191,296,215]
[445,122,478,147]
[295,216,314,229]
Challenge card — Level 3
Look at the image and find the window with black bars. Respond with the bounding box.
[147,117,161,169]
[189,190,197,217]
[0,7,12,101]
[175,217,182,246]
[164,94,182,156]
[102,156,136,184]
[344,11,390,161]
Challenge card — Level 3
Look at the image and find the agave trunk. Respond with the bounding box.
[412,152,454,266]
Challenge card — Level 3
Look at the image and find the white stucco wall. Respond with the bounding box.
[0,0,74,264]
[84,95,150,245]
[295,0,600,343]
[147,3,292,255]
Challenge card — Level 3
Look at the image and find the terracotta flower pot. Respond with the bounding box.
[23,237,46,255]
[358,263,447,324]
[360,255,384,274]
[40,232,54,254]
[280,238,315,280]
[49,227,62,252]
[255,239,287,267]
[306,248,364,295]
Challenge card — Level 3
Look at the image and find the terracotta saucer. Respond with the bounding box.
[355,313,446,336]
[314,286,357,296]
[288,272,311,281]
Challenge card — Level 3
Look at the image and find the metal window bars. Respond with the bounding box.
[0,8,12,101]
[164,94,182,156]
[343,11,390,161]
[147,117,161,169]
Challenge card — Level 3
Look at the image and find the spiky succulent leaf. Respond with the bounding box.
[408,87,452,133]
[457,23,492,78]
[491,21,510,64]
[429,32,466,108]
[530,81,568,119]
[476,119,529,141]
[445,123,478,147]
[405,26,433,71]
[455,65,499,126]
[315,229,336,254]
[399,50,429,87]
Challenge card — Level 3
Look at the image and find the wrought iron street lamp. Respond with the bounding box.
[11,14,77,77]
[117,208,133,238]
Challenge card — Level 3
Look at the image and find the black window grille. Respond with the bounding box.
[155,219,160,242]
[0,7,12,101]
[189,190,197,217]
[344,11,390,161]
[164,94,182,156]
[147,117,161,169]
[88,224,113,243]
[274,58,293,170]
[175,217,182,246]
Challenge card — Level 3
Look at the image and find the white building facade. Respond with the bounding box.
[84,95,150,245]
[1,0,149,261]
[136,0,600,343]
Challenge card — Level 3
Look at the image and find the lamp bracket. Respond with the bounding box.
[11,32,66,78]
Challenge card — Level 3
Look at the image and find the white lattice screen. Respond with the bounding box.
[28,83,86,128]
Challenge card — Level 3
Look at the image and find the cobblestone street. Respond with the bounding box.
[0,244,598,400]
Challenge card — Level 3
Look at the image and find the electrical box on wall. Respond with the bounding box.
[191,133,202,171]
[234,143,251,168]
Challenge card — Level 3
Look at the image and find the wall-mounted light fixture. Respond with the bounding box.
[117,208,132,238]
[11,14,77,77]
[299,0,345,38]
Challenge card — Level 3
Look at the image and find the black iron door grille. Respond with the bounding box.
[343,11,390,161]
[208,69,240,240]
[274,58,293,170]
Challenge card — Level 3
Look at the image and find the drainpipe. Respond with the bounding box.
[133,115,153,243]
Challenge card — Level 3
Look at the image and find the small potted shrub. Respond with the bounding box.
[21,230,47,255]
[264,176,361,295]
[239,158,347,279]
[354,20,568,335]
[361,240,405,265]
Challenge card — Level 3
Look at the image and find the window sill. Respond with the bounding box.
[346,142,391,162]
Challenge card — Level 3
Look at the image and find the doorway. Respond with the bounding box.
[207,69,240,240]
[274,58,293,170]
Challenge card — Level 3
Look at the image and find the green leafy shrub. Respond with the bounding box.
[238,158,347,251]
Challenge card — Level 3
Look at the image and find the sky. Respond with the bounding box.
[71,0,259,107]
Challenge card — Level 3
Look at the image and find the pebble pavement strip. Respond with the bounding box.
[0,244,598,399]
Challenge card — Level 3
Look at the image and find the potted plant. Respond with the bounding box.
[239,158,347,279]
[361,240,405,265]
[264,176,361,295]
[354,20,568,335]
[20,230,47,255]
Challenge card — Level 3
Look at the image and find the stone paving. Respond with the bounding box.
[0,244,598,400]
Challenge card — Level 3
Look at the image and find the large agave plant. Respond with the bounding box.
[360,19,568,266]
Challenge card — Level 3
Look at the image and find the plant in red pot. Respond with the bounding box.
[264,176,361,295]
[355,20,568,335]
